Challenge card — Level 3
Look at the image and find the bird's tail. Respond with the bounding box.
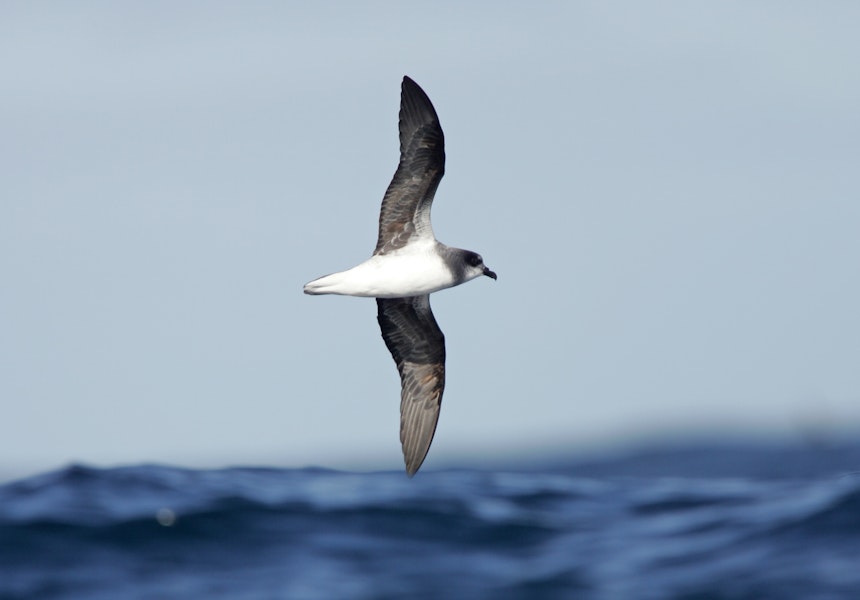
[303,271,347,295]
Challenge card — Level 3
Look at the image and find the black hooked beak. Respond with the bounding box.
[483,266,497,280]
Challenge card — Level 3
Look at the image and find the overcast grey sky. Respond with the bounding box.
[2,2,859,479]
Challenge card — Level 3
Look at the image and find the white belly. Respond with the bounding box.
[303,247,456,298]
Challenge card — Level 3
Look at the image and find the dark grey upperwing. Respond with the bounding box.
[374,76,445,255]
[376,296,446,476]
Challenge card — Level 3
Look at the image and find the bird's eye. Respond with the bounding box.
[470,254,482,266]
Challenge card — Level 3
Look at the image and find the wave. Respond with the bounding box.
[2,446,860,599]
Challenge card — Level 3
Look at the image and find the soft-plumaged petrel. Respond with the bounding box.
[304,76,496,476]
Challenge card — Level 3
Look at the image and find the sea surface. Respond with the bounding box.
[2,441,860,599]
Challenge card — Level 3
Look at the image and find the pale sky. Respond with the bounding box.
[2,2,859,479]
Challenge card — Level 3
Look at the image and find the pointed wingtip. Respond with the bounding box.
[403,443,431,478]
[396,75,442,160]
[400,76,435,112]
[404,444,424,477]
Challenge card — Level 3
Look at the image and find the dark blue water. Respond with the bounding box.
[3,442,860,599]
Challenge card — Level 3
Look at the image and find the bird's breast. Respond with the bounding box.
[349,251,455,298]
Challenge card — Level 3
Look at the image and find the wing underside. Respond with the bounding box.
[374,77,445,255]
[376,295,446,476]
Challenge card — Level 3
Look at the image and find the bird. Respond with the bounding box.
[303,76,496,476]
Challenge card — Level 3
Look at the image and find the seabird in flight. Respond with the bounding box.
[303,76,496,476]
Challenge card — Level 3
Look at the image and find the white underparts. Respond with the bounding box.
[304,241,458,298]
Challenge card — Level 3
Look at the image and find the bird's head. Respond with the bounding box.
[462,250,497,282]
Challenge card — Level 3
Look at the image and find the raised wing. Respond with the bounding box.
[376,295,446,476]
[374,76,445,255]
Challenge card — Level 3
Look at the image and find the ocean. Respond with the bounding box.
[2,441,860,599]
